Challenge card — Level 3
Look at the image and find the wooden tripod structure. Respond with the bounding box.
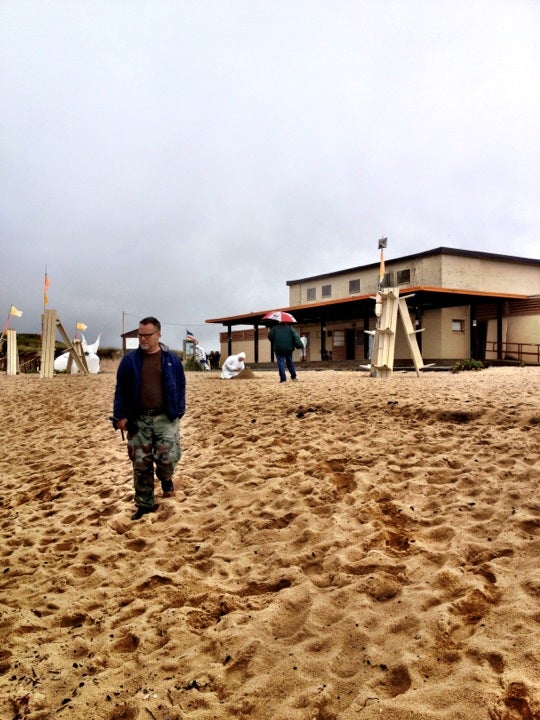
[370,287,426,377]
[40,309,89,378]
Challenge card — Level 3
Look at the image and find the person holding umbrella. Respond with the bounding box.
[264,311,304,383]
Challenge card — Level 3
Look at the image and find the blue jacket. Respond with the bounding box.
[113,346,186,422]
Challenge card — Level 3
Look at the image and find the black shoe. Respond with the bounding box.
[131,504,159,520]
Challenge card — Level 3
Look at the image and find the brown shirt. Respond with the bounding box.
[140,349,165,411]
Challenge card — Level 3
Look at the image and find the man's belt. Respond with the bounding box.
[144,408,165,416]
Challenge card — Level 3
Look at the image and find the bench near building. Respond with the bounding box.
[206,247,540,367]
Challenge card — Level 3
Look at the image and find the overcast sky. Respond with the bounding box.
[1,0,539,351]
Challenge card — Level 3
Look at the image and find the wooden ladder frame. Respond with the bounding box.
[370,288,426,378]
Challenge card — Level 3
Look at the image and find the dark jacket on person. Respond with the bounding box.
[113,346,186,422]
[268,324,303,355]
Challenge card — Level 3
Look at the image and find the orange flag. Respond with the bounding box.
[379,249,385,286]
[44,273,50,307]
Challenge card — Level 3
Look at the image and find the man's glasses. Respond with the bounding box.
[138,331,157,338]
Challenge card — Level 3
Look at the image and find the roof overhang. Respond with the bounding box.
[206,286,529,328]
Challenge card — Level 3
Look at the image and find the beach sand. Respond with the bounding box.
[1,365,539,720]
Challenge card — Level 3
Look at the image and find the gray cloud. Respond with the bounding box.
[2,0,539,350]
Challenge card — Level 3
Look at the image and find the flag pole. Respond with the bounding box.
[0,309,11,352]
[2,308,12,334]
[378,237,387,291]
[1,305,23,352]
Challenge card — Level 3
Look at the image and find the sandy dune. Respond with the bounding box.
[0,366,539,720]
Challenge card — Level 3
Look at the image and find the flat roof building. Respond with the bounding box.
[207,247,540,366]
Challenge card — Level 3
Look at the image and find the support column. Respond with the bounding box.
[497,302,503,360]
[470,304,477,359]
[363,312,371,360]
[254,324,259,363]
[320,321,327,360]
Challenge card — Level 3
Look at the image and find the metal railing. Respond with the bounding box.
[485,341,540,364]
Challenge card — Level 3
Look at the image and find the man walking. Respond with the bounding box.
[268,322,303,383]
[113,317,186,520]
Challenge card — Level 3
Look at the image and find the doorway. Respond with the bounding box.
[345,329,356,360]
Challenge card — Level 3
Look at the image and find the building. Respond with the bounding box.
[206,247,540,366]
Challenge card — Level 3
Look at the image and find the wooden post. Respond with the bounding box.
[40,309,57,378]
[371,287,399,378]
[398,296,425,376]
[66,338,89,373]
[55,320,88,374]
[7,329,19,375]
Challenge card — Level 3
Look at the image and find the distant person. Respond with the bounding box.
[113,316,186,520]
[300,334,308,361]
[195,342,209,370]
[221,351,246,379]
[268,323,303,382]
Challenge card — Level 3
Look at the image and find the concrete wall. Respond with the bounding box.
[441,256,540,295]
[287,253,540,306]
[288,268,376,306]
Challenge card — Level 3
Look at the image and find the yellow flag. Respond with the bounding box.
[10,305,23,317]
[379,249,385,285]
[76,322,88,331]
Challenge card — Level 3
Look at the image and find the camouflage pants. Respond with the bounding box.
[127,413,181,509]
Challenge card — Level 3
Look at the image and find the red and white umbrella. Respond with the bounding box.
[262,310,297,323]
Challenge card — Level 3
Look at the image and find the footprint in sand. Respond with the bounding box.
[330,626,370,678]
[269,585,312,638]
[110,631,140,653]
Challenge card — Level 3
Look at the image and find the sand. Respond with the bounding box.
[0,365,539,720]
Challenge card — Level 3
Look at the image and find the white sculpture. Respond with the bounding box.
[221,351,246,379]
[54,333,101,374]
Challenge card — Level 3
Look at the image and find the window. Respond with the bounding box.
[322,284,332,298]
[381,272,394,288]
[452,319,465,332]
[307,287,316,300]
[349,279,360,294]
[333,330,345,346]
[397,268,411,284]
